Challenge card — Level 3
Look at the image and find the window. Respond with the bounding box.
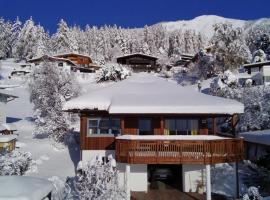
[251,67,259,73]
[165,119,176,135]
[164,118,198,135]
[138,118,152,135]
[111,118,121,135]
[99,117,110,134]
[88,117,121,136]
[88,118,99,135]
[58,62,64,67]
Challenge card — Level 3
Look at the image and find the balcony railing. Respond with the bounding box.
[115,135,244,164]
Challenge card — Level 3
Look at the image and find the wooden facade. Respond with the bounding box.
[117,54,159,72]
[54,53,93,66]
[54,53,101,72]
[79,112,244,164]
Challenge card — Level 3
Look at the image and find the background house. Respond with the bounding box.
[242,61,270,85]
[28,55,77,72]
[117,53,159,72]
[54,53,101,73]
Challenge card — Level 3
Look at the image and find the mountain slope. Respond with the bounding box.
[158,15,270,41]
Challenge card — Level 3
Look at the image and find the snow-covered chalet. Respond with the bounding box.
[64,73,245,200]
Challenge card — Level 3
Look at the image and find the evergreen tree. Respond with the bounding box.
[29,61,80,142]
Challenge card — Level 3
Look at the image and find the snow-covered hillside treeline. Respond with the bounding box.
[1,15,270,70]
[210,71,270,132]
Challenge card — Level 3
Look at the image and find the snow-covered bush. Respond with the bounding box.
[96,63,131,82]
[0,150,32,175]
[210,70,238,95]
[29,61,80,143]
[49,176,72,200]
[74,154,126,200]
[253,49,267,63]
[243,187,262,200]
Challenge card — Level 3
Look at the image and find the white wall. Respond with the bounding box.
[182,164,206,193]
[262,65,270,76]
[82,150,115,162]
[118,163,148,192]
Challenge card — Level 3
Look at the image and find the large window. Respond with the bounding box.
[138,118,152,135]
[164,119,198,135]
[88,117,121,136]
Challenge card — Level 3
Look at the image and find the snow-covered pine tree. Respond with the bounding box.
[29,61,80,142]
[33,25,50,57]
[0,18,12,59]
[51,19,78,54]
[74,155,126,200]
[10,17,22,57]
[211,22,252,71]
[14,17,38,59]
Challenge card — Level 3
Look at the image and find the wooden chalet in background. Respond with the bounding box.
[64,73,245,200]
[28,53,101,73]
[117,53,159,72]
[54,53,101,73]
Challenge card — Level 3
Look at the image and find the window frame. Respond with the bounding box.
[87,117,121,137]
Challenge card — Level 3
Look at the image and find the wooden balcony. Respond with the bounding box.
[115,135,244,165]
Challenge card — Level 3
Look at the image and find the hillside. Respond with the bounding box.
[158,15,270,41]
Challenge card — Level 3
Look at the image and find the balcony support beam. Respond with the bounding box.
[206,164,211,200]
[125,164,131,200]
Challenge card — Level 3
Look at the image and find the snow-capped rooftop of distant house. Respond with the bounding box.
[0,176,53,200]
[0,84,20,89]
[117,135,232,141]
[0,90,18,101]
[160,15,246,39]
[28,55,77,66]
[243,60,270,68]
[117,53,158,60]
[0,134,17,142]
[64,73,244,115]
[236,72,252,79]
[239,130,270,146]
[0,123,17,131]
[54,52,92,60]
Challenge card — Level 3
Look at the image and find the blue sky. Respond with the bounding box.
[1,0,270,33]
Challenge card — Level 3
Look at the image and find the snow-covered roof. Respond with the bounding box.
[64,73,244,115]
[0,90,18,101]
[0,84,20,89]
[0,123,17,131]
[117,135,231,141]
[28,55,77,66]
[236,72,252,79]
[117,53,158,60]
[243,61,270,68]
[0,176,53,200]
[239,130,270,146]
[0,135,17,142]
[54,52,92,60]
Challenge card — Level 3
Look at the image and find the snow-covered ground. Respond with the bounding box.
[1,61,80,181]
